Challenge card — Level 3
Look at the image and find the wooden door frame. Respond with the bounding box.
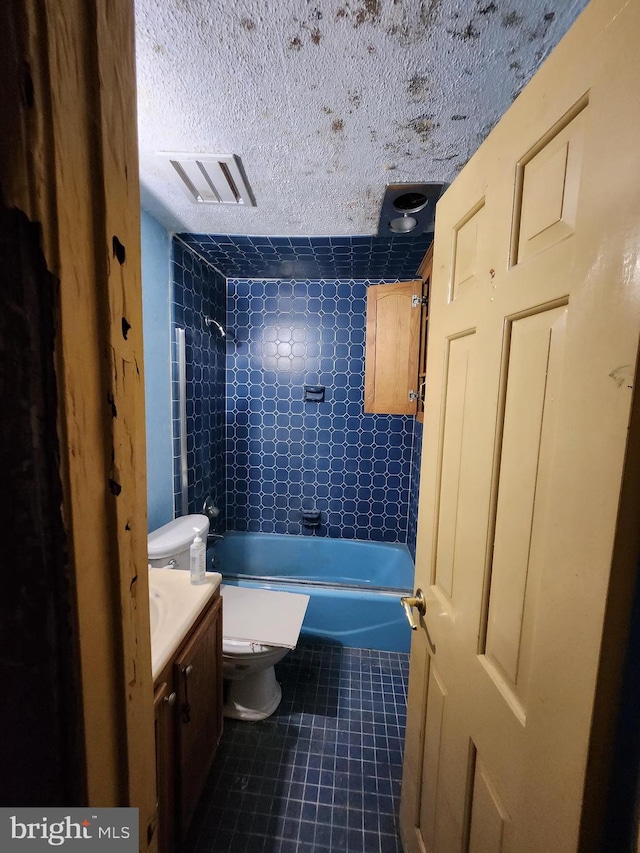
[1,1,156,848]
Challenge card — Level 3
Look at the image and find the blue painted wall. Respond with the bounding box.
[140,210,173,532]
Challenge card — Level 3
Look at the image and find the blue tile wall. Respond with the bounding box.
[178,233,432,281]
[172,241,226,529]
[407,419,423,561]
[226,277,418,542]
[171,235,427,556]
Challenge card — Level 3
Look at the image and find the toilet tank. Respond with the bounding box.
[148,514,210,571]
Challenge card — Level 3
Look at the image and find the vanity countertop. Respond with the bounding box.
[149,568,222,680]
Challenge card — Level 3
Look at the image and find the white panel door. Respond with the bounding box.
[400,0,640,850]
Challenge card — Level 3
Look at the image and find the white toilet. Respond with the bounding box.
[221,584,309,721]
[147,516,309,722]
[148,513,210,570]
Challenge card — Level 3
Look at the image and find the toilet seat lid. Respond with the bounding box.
[221,584,310,649]
[148,514,209,559]
[222,637,272,655]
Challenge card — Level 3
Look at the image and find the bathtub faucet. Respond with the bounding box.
[202,498,220,520]
[208,532,224,544]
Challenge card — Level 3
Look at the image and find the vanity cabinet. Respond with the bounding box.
[153,588,223,852]
[174,594,223,834]
[153,680,176,853]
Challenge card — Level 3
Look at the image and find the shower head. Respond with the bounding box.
[205,317,225,337]
[205,317,238,343]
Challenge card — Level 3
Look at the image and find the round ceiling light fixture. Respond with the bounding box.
[388,213,419,233]
[377,182,447,237]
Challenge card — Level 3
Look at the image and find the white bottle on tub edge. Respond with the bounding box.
[189,529,206,585]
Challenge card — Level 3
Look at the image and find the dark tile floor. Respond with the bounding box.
[184,642,410,853]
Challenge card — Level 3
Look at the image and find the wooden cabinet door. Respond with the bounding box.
[174,593,223,839]
[364,280,421,414]
[153,680,176,853]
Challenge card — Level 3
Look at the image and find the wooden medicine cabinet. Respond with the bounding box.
[364,244,433,419]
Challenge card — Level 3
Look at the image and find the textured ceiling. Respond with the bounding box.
[135,0,589,237]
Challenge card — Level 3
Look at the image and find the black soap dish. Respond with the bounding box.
[301,510,321,528]
[304,385,325,403]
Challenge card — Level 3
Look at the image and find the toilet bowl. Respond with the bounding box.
[221,638,289,720]
[147,517,309,722]
[148,514,210,571]
[221,584,310,721]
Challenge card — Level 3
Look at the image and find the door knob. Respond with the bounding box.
[400,589,426,629]
[400,588,436,654]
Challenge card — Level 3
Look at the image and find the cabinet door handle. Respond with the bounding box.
[181,665,193,723]
[164,691,176,707]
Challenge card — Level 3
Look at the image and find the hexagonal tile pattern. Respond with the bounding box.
[226,277,417,542]
[171,239,424,553]
[178,233,432,281]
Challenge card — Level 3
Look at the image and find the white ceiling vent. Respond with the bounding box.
[164,154,256,206]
